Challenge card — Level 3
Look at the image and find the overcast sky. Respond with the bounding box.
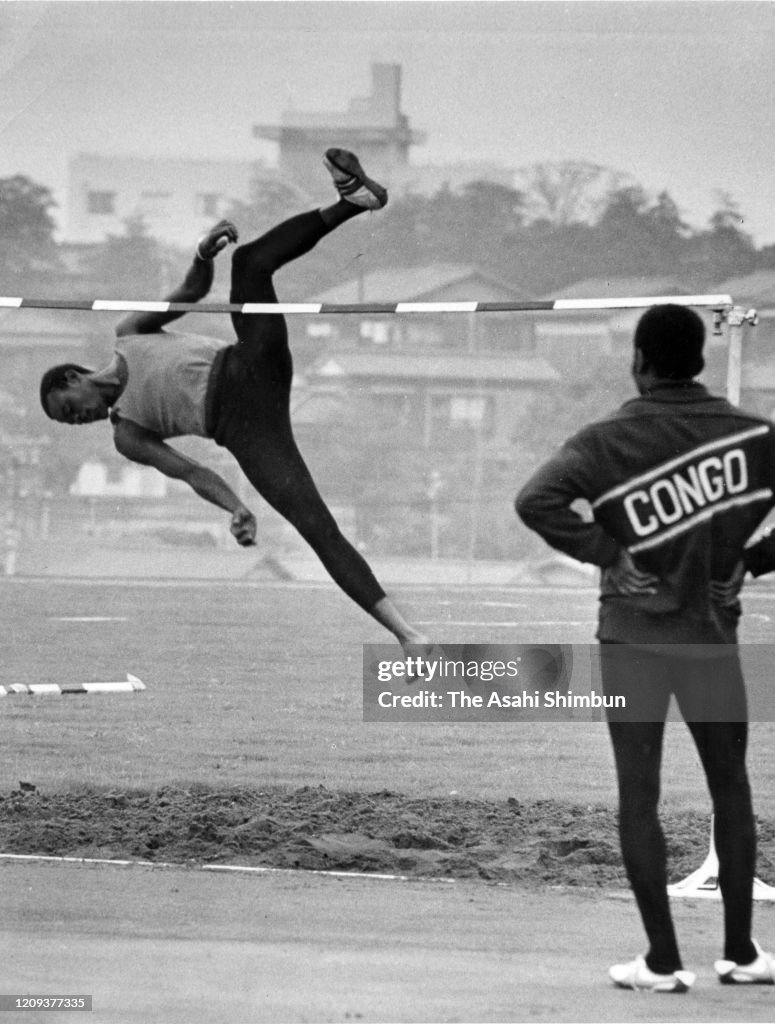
[1,0,774,244]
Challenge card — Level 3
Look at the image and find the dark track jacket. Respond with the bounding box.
[516,381,775,643]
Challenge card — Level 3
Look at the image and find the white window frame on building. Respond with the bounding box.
[359,320,392,346]
[306,322,333,339]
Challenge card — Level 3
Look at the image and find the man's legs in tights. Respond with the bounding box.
[604,644,758,975]
[688,721,756,967]
[607,718,684,973]
[229,204,358,371]
[224,194,429,650]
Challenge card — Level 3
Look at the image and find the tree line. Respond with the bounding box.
[1,163,773,301]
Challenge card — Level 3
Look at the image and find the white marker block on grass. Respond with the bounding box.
[0,674,145,696]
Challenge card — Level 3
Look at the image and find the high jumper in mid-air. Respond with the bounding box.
[40,148,430,654]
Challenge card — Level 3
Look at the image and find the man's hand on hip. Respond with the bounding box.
[710,560,746,607]
[606,548,659,596]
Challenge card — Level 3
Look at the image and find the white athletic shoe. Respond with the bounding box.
[323,148,388,210]
[714,940,775,984]
[609,955,695,993]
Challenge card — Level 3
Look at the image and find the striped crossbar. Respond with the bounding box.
[0,673,145,696]
[0,295,734,315]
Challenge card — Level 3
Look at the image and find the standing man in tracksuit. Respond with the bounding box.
[516,303,775,992]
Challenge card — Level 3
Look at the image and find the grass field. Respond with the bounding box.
[4,576,775,808]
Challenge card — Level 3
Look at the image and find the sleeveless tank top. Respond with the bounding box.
[112,332,227,438]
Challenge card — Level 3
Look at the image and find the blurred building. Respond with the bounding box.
[304,349,558,449]
[0,307,92,394]
[535,275,729,385]
[70,459,166,498]
[254,63,426,201]
[294,263,557,448]
[254,61,513,200]
[64,63,516,246]
[66,154,270,246]
[304,263,536,354]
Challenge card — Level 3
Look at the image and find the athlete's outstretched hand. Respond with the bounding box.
[606,548,659,596]
[710,560,746,607]
[197,220,239,260]
[230,506,257,547]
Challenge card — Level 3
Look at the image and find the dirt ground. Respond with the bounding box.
[4,784,775,890]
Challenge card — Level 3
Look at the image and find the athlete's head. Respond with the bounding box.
[632,304,705,385]
[40,363,110,425]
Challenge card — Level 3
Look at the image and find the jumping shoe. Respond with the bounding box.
[323,148,388,210]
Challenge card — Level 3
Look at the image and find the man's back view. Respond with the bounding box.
[517,304,775,991]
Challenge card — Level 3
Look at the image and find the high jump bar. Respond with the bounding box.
[0,295,734,315]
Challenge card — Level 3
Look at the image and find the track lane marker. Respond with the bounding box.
[0,852,454,883]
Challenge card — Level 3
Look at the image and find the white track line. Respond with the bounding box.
[50,616,128,622]
[0,851,454,884]
[1,577,602,593]
[5,577,338,591]
[416,620,591,627]
[479,602,531,609]
[416,621,525,628]
[434,601,531,609]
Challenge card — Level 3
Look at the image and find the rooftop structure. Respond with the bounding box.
[254,63,425,199]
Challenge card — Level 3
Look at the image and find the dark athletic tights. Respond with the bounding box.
[602,642,757,973]
[609,719,756,972]
[215,209,385,614]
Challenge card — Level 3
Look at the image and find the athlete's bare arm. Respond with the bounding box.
[113,418,256,546]
[115,220,239,338]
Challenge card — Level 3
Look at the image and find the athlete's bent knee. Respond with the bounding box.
[232,243,273,278]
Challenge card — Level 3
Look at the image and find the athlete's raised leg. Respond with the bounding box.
[229,149,387,364]
[217,151,428,651]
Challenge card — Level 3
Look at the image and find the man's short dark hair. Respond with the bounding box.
[633,304,705,380]
[39,363,93,418]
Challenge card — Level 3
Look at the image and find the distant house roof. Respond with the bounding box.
[310,352,559,384]
[716,270,775,308]
[545,276,698,301]
[308,264,530,305]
